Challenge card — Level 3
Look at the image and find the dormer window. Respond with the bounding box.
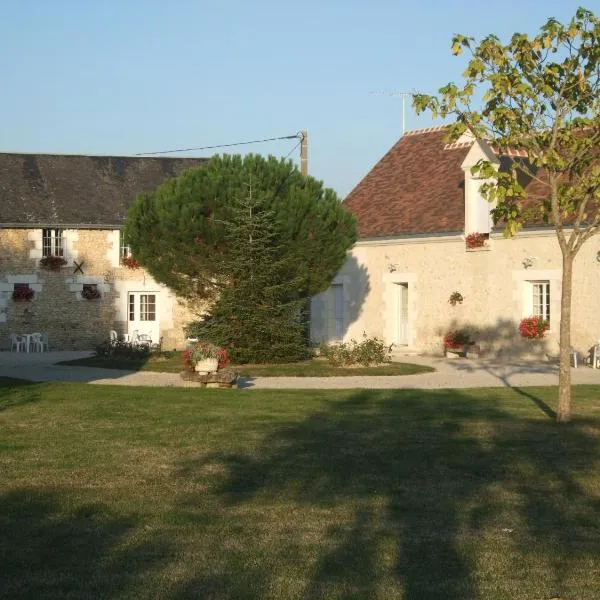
[460,139,499,236]
[42,228,63,257]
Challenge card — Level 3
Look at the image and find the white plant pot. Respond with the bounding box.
[194,358,219,373]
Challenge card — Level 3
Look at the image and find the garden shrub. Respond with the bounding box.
[94,340,151,360]
[320,334,391,366]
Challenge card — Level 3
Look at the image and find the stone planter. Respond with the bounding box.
[181,368,238,388]
[445,344,466,358]
[194,358,219,374]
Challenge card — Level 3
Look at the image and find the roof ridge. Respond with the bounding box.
[403,125,448,136]
[0,151,205,160]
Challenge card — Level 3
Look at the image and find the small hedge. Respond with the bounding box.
[319,335,392,367]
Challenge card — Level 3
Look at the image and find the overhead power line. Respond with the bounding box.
[135,133,302,156]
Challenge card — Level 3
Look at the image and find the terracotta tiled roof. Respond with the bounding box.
[0,153,206,226]
[344,128,472,237]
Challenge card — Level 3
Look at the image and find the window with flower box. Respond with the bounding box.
[42,228,64,257]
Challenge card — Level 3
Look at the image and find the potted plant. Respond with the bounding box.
[12,286,35,302]
[443,329,471,354]
[120,256,140,269]
[182,342,229,374]
[39,255,67,270]
[465,232,487,249]
[519,316,550,339]
[448,291,464,306]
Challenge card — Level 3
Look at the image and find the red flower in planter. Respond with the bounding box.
[39,256,67,270]
[12,286,34,301]
[465,232,487,249]
[443,329,471,349]
[120,256,140,269]
[519,316,549,339]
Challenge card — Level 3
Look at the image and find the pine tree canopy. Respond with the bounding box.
[124,153,357,302]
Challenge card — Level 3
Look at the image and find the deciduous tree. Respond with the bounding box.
[414,7,599,423]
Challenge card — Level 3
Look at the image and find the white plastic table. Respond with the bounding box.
[20,333,37,353]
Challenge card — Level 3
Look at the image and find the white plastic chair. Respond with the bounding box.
[10,334,25,352]
[30,333,44,353]
[109,330,118,345]
[40,333,49,352]
[593,341,600,369]
[136,333,152,348]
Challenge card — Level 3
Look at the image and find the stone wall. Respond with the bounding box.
[311,230,600,359]
[0,228,197,350]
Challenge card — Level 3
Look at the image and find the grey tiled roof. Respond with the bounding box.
[0,153,205,226]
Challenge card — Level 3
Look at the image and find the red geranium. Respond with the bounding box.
[465,232,487,249]
[519,316,549,339]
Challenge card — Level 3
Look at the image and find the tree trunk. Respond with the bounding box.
[557,251,574,423]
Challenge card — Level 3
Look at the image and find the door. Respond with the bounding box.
[396,283,409,345]
[128,292,159,343]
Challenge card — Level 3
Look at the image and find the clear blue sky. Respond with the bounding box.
[0,0,589,197]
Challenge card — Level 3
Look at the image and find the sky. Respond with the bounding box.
[0,0,591,197]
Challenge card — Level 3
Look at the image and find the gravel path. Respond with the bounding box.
[2,351,600,389]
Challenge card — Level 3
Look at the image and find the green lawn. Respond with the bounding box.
[1,379,599,599]
[57,355,434,377]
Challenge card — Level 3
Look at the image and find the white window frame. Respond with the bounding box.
[531,280,551,322]
[119,230,132,260]
[42,228,64,257]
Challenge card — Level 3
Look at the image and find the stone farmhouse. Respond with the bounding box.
[310,126,600,359]
[0,153,203,350]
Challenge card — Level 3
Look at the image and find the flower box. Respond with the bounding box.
[465,232,488,249]
[39,255,67,271]
[12,286,34,302]
[120,256,140,269]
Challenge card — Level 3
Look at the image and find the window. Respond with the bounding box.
[532,280,550,321]
[12,283,34,301]
[119,230,131,259]
[42,229,63,257]
[140,294,156,321]
[82,284,101,300]
[129,294,135,321]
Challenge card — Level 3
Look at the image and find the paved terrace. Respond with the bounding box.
[1,351,600,389]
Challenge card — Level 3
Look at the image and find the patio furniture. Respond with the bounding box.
[593,341,600,369]
[10,334,25,352]
[109,330,118,345]
[40,333,49,352]
[29,332,44,352]
[131,330,152,348]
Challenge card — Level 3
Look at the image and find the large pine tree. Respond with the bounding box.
[189,183,308,363]
[125,154,357,303]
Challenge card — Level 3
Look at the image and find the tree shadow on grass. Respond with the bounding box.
[0,377,43,412]
[0,489,171,599]
[173,388,600,599]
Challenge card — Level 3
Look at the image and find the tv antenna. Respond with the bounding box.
[369,91,416,135]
